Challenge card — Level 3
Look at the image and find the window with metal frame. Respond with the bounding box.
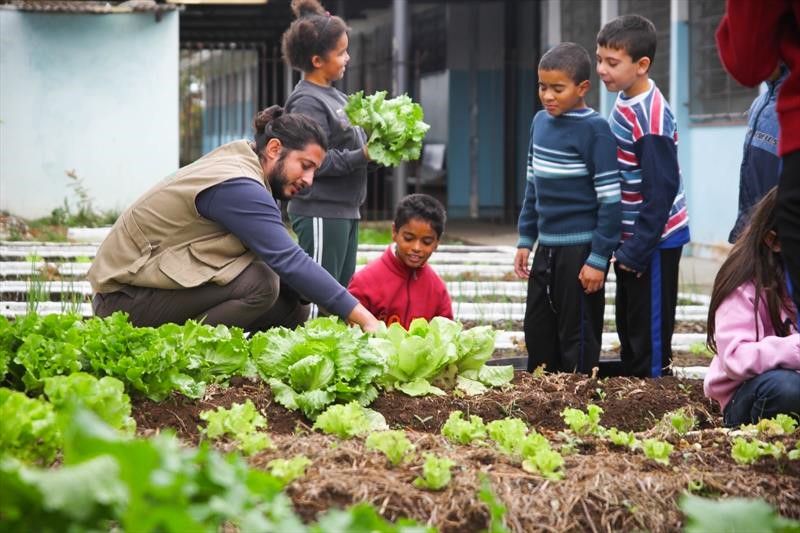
[689,0,757,122]
[618,0,670,103]
[559,0,601,111]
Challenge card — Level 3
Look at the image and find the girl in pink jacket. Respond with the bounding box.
[704,188,800,427]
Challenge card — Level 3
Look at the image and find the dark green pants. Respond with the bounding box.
[289,214,359,291]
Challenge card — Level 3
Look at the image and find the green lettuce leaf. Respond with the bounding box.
[344,91,430,167]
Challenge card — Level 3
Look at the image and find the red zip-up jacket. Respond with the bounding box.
[716,0,800,155]
[347,246,453,329]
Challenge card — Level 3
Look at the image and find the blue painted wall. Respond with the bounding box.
[446,2,507,218]
[669,15,747,249]
[682,125,746,246]
[0,10,179,219]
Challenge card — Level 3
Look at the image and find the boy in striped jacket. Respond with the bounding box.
[514,43,622,375]
[596,15,691,378]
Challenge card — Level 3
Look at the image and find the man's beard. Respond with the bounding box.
[267,155,291,201]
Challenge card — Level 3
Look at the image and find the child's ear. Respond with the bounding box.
[764,230,782,253]
[310,54,325,69]
[391,222,398,238]
[577,79,590,97]
[636,56,651,75]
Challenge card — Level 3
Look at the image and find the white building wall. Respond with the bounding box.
[0,10,179,219]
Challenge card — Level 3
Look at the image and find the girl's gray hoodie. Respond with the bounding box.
[284,80,369,219]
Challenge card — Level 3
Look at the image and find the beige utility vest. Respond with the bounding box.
[88,140,268,294]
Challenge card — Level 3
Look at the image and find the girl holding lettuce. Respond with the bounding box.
[281,0,371,309]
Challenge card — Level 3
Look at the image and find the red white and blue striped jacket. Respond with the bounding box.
[608,80,690,272]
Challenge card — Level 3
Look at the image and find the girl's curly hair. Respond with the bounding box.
[281,0,349,73]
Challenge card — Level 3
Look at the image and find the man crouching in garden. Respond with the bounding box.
[88,106,380,334]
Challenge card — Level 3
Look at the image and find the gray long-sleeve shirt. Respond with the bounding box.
[195,178,358,319]
[284,80,369,219]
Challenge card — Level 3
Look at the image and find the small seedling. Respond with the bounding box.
[413,414,433,428]
[595,388,607,402]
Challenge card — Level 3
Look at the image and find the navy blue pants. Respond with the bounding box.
[614,246,683,378]
[723,369,800,427]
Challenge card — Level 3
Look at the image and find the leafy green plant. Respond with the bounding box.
[441,411,487,445]
[742,414,799,436]
[666,408,696,436]
[365,430,415,466]
[413,453,456,491]
[251,317,385,419]
[595,387,607,402]
[267,455,312,485]
[344,91,430,167]
[486,418,529,457]
[688,342,713,358]
[731,437,764,465]
[1,406,303,532]
[200,400,273,455]
[309,502,433,533]
[561,405,605,436]
[478,474,510,533]
[680,493,800,533]
[0,388,60,464]
[789,440,800,461]
[79,316,205,401]
[312,401,388,439]
[10,313,85,393]
[43,373,135,435]
[369,317,510,398]
[641,438,673,466]
[606,427,639,449]
[730,437,787,465]
[521,447,565,481]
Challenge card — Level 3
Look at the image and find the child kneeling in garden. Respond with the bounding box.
[348,194,453,329]
[704,188,800,426]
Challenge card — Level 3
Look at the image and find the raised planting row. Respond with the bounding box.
[2,309,796,531]
[4,368,798,532]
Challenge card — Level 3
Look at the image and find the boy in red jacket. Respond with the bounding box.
[348,194,453,329]
[716,0,800,312]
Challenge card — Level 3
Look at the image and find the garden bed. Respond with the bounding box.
[132,372,799,532]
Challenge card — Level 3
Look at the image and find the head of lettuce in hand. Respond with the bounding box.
[344,91,430,167]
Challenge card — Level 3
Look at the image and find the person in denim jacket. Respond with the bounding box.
[729,66,789,243]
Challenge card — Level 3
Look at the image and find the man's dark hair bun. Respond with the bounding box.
[253,105,284,134]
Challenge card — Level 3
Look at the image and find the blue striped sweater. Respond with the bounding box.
[517,108,622,270]
[609,80,690,273]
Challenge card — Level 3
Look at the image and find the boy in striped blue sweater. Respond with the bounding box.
[596,15,691,378]
[514,42,622,374]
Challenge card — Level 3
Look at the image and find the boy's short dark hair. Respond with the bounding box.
[394,193,447,239]
[597,15,657,68]
[538,42,592,84]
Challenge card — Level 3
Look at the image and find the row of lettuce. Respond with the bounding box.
[0,312,511,418]
[0,311,506,532]
[3,313,798,530]
[1,404,437,533]
[5,380,797,531]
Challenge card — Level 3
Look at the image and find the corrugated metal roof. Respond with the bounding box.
[0,0,181,14]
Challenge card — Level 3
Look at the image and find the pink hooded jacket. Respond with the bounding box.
[704,281,800,411]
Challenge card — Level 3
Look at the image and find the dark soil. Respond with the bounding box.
[132,376,307,444]
[133,373,718,443]
[130,373,800,532]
